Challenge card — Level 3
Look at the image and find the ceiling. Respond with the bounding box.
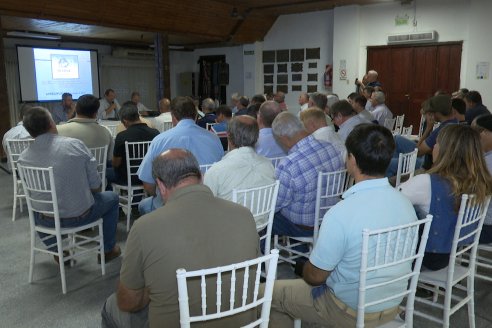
[0,0,397,50]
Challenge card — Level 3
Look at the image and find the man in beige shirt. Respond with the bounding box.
[102,149,260,328]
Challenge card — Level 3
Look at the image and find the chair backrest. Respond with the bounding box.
[89,145,108,191]
[17,165,61,230]
[6,138,34,173]
[199,163,215,174]
[269,156,286,169]
[103,124,119,138]
[124,141,151,186]
[395,148,418,187]
[393,114,405,135]
[401,125,413,137]
[232,181,280,255]
[418,114,425,138]
[160,121,174,133]
[384,118,396,131]
[176,249,279,328]
[313,169,351,244]
[447,194,491,280]
[356,215,433,328]
[206,123,217,131]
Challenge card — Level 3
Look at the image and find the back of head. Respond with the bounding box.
[372,91,385,104]
[251,94,266,105]
[424,94,452,116]
[326,94,339,110]
[228,116,259,148]
[354,95,367,108]
[259,101,281,127]
[300,107,327,127]
[474,114,492,132]
[347,92,358,101]
[452,98,466,115]
[152,148,202,189]
[430,124,492,204]
[216,105,232,119]
[171,96,197,121]
[159,98,171,113]
[330,100,355,117]
[239,96,250,108]
[119,101,140,122]
[201,98,216,112]
[19,103,33,121]
[272,112,305,138]
[23,106,52,137]
[464,90,482,105]
[345,123,395,176]
[76,94,100,117]
[310,92,328,110]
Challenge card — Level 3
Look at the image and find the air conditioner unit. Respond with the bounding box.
[112,47,155,58]
[387,31,438,44]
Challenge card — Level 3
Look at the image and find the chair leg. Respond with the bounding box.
[99,222,106,276]
[58,249,67,294]
[442,287,452,328]
[12,179,17,222]
[126,196,131,233]
[28,231,35,283]
[467,276,476,328]
[294,319,301,328]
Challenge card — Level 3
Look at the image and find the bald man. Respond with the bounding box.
[153,98,172,132]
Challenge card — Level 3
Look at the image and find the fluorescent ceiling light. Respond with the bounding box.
[6,31,61,40]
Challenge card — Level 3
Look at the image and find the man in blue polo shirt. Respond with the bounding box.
[268,124,417,327]
[137,96,224,214]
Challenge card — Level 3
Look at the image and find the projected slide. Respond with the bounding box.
[33,48,93,101]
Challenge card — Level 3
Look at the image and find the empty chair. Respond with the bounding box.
[384,118,396,131]
[274,169,350,264]
[176,249,279,328]
[414,194,491,327]
[89,145,108,191]
[17,165,105,294]
[232,181,280,256]
[401,125,413,137]
[6,138,34,221]
[112,141,151,232]
[395,148,418,187]
[268,156,286,169]
[393,114,405,135]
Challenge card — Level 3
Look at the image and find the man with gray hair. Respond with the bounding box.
[102,149,260,327]
[256,101,286,158]
[271,112,344,245]
[369,91,393,126]
[330,100,372,142]
[197,98,217,129]
[298,92,310,113]
[204,116,275,226]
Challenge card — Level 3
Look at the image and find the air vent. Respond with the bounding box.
[387,31,437,44]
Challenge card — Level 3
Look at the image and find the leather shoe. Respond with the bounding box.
[98,245,121,264]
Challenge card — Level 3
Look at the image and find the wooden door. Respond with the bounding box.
[367,42,462,134]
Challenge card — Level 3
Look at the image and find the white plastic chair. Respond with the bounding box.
[176,249,279,328]
[414,194,491,328]
[418,114,425,138]
[232,181,280,257]
[199,163,215,174]
[274,169,350,264]
[294,216,433,328]
[269,156,286,169]
[395,148,418,188]
[155,121,173,133]
[112,141,151,232]
[206,122,217,131]
[89,145,108,191]
[17,165,105,294]
[384,118,396,131]
[6,138,34,221]
[102,124,119,139]
[401,125,413,137]
[393,114,405,135]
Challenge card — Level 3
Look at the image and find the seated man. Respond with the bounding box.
[211,105,232,151]
[464,90,489,124]
[452,98,467,124]
[98,88,121,120]
[268,124,417,327]
[101,149,260,327]
[274,91,289,112]
[130,91,150,115]
[300,107,346,159]
[330,100,372,141]
[18,107,120,262]
[369,91,393,126]
[50,92,75,124]
[255,101,286,158]
[196,98,216,129]
[107,102,159,186]
[137,96,224,214]
[57,94,113,160]
[2,103,31,168]
[204,116,275,227]
[234,96,250,116]
[271,112,344,240]
[153,98,172,132]
[351,95,376,123]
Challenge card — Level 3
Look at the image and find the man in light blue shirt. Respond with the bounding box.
[137,96,224,214]
[255,101,286,158]
[268,124,417,327]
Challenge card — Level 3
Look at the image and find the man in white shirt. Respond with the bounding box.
[370,91,393,126]
[131,91,150,115]
[298,92,309,114]
[300,107,346,160]
[97,89,121,120]
[330,100,372,141]
[153,98,173,132]
[204,116,275,227]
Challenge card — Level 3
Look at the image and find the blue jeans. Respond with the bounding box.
[138,195,164,215]
[35,191,119,252]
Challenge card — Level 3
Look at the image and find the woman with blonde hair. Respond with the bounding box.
[400,124,492,270]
